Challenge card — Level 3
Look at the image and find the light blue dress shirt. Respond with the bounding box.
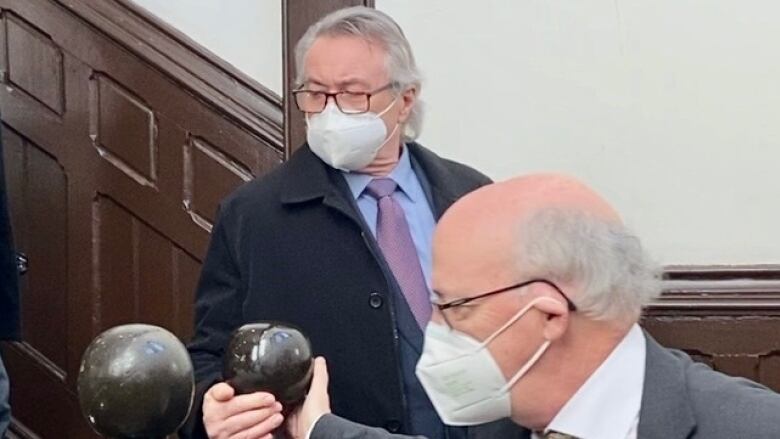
[341,146,437,290]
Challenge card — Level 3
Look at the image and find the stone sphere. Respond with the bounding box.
[77,324,194,438]
[223,322,313,407]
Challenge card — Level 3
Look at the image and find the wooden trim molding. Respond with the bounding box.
[282,0,375,158]
[650,265,780,315]
[5,341,67,382]
[54,0,284,148]
[7,418,39,439]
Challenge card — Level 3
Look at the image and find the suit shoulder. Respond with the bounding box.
[408,142,492,187]
[439,156,492,186]
[683,356,780,435]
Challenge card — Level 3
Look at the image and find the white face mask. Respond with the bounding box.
[415,297,555,426]
[306,98,399,171]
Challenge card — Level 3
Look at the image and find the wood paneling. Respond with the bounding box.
[0,0,284,436]
[2,128,69,377]
[645,266,780,392]
[2,11,64,115]
[183,136,252,230]
[91,73,158,187]
[56,0,283,143]
[94,195,201,332]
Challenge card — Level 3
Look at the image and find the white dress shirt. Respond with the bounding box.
[533,324,646,439]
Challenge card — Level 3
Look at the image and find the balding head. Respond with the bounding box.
[437,173,621,245]
[433,173,660,324]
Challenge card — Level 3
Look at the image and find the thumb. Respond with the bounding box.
[209,382,235,402]
[309,357,329,396]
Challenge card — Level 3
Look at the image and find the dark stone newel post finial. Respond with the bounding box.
[77,324,194,439]
[223,322,314,439]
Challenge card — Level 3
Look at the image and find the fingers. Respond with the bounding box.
[204,389,276,421]
[209,382,235,402]
[310,357,329,395]
[203,383,281,439]
[291,356,331,438]
[224,392,277,416]
[222,401,282,433]
[229,410,284,439]
[286,411,300,439]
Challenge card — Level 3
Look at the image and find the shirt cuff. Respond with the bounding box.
[304,413,328,439]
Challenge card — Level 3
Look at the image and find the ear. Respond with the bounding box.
[397,86,417,124]
[532,298,570,342]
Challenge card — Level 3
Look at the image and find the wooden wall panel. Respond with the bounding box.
[91,73,158,187]
[0,0,285,436]
[183,136,253,230]
[646,267,780,391]
[94,195,198,337]
[2,127,69,376]
[2,11,64,115]
[644,316,780,391]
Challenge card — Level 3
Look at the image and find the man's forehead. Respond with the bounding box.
[433,232,516,299]
[304,35,389,80]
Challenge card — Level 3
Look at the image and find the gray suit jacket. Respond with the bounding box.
[311,333,780,439]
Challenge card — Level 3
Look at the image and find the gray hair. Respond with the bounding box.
[516,208,662,323]
[294,6,424,141]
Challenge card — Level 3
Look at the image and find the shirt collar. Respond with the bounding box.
[341,144,418,202]
[544,324,646,439]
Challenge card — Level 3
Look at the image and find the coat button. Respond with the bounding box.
[16,252,28,275]
[385,420,401,432]
[368,292,384,309]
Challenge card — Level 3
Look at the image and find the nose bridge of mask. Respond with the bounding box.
[305,101,339,124]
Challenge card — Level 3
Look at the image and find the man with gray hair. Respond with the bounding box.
[182,6,490,439]
[287,173,780,438]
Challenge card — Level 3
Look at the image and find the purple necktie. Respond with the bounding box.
[365,178,432,328]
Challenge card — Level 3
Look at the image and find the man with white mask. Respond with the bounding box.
[287,174,780,439]
[181,6,492,439]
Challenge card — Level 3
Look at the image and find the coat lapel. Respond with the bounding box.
[638,333,696,439]
[280,143,479,355]
[280,141,475,224]
[279,145,364,227]
[279,145,426,353]
[407,142,464,220]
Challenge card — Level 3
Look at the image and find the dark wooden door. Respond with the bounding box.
[0,0,282,436]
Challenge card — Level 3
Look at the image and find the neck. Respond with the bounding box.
[360,136,403,176]
[510,319,631,430]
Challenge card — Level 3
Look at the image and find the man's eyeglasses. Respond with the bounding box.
[292,82,395,114]
[434,279,577,327]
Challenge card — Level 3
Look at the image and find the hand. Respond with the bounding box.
[203,382,284,439]
[287,357,332,439]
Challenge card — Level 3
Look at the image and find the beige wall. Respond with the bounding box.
[378,0,780,265]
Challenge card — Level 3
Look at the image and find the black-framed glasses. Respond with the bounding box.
[434,278,577,313]
[292,82,395,114]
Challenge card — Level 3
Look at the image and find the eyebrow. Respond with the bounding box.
[304,77,373,89]
[431,290,446,304]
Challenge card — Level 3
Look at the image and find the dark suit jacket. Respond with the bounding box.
[310,333,780,439]
[180,143,491,438]
[0,121,20,341]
